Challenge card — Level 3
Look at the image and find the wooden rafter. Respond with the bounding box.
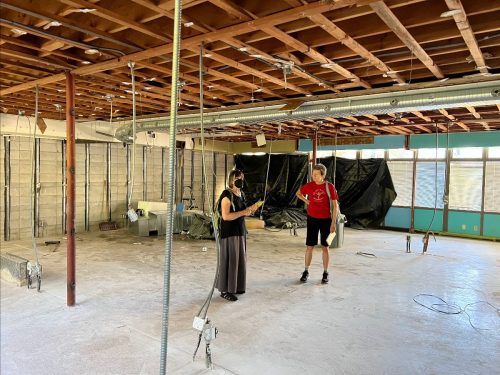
[444,0,488,73]
[438,109,469,131]
[57,0,171,42]
[370,1,444,79]
[262,25,371,88]
[307,13,406,84]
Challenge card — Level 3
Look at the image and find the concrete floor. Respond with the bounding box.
[1,227,499,375]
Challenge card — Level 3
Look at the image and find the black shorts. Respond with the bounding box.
[306,215,332,247]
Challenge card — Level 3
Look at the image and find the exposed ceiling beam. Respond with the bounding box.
[193,47,309,95]
[1,0,360,96]
[438,109,469,131]
[262,25,371,88]
[444,0,488,73]
[57,0,171,42]
[0,0,142,52]
[370,1,444,79]
[307,13,406,84]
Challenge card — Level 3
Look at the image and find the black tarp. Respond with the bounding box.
[235,155,396,228]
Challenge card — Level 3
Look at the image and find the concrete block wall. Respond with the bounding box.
[0,138,5,240]
[74,143,86,233]
[39,139,64,237]
[88,143,107,230]
[1,136,233,240]
[3,137,34,240]
[145,146,164,202]
[110,143,128,222]
[130,145,144,209]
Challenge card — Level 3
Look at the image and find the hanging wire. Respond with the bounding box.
[127,62,137,210]
[333,126,338,185]
[194,41,220,323]
[423,122,440,251]
[259,137,273,219]
[28,86,41,287]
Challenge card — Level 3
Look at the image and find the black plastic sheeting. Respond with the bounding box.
[235,155,396,229]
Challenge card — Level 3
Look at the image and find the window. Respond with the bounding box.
[449,161,483,211]
[488,147,500,159]
[417,148,446,160]
[484,161,500,212]
[361,149,384,159]
[452,147,482,159]
[334,150,357,159]
[316,150,333,158]
[415,162,445,208]
[388,149,414,160]
[387,161,413,206]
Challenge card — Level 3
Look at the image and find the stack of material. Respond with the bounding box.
[245,217,265,230]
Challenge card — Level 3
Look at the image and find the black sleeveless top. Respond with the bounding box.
[218,189,247,238]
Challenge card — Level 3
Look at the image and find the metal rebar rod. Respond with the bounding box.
[159,0,182,373]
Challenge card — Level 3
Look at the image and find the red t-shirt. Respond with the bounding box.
[300,181,338,219]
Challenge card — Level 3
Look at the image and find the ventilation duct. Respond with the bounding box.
[114,80,500,142]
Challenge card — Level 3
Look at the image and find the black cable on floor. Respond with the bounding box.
[413,294,500,331]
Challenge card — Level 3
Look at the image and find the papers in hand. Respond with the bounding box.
[326,232,336,246]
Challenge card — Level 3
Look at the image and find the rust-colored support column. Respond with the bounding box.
[312,130,318,166]
[65,71,76,306]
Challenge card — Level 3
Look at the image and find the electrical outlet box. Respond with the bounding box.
[473,225,479,231]
[461,224,466,230]
[193,316,205,331]
[203,324,217,341]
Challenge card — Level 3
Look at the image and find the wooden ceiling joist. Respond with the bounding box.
[369,1,445,79]
[444,0,488,73]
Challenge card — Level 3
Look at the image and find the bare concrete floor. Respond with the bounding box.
[1,227,499,375]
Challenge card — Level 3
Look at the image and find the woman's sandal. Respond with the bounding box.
[221,292,238,301]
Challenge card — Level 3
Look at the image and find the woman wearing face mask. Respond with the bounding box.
[216,169,260,302]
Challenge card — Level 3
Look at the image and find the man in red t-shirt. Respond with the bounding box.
[296,164,338,284]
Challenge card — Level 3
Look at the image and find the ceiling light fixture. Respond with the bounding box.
[81,60,91,65]
[43,21,62,30]
[321,63,335,68]
[254,88,263,93]
[75,8,96,13]
[11,28,27,36]
[204,53,212,58]
[238,47,248,52]
[184,22,194,27]
[440,9,461,17]
[85,48,100,55]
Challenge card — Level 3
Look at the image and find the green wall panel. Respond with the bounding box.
[410,131,500,149]
[384,207,411,229]
[483,213,500,238]
[447,211,481,235]
[414,209,443,232]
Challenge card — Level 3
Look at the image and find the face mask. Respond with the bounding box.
[234,179,244,189]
